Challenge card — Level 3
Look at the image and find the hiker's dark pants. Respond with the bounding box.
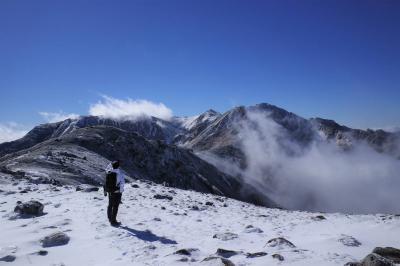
[107,192,122,222]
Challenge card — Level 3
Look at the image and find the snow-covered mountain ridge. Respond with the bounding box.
[0,103,399,214]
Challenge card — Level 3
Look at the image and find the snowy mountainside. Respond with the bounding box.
[0,115,183,158]
[0,125,276,207]
[1,103,399,214]
[0,176,399,266]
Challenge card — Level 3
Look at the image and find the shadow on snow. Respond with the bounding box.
[119,225,178,245]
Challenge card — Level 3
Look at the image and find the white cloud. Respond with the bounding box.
[239,111,400,214]
[201,110,400,214]
[88,95,173,121]
[39,111,80,123]
[0,122,29,144]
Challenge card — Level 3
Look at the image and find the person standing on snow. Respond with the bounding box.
[104,160,125,226]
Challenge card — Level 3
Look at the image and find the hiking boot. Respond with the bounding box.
[110,221,121,227]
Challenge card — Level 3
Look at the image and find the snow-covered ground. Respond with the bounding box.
[1,178,399,266]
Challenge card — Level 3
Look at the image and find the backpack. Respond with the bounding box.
[104,172,118,193]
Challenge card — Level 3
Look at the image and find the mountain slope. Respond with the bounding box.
[0,125,276,207]
[0,121,63,158]
[0,115,183,159]
[0,177,399,266]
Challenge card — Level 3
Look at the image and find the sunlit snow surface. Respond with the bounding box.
[0,178,399,266]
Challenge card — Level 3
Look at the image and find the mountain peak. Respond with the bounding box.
[203,109,219,115]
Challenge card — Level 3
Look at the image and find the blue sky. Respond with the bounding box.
[1,0,399,135]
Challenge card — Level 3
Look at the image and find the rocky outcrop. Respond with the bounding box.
[360,253,394,266]
[345,248,400,266]
[372,247,400,264]
[311,118,400,158]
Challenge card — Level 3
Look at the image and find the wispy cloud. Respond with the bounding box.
[0,122,28,144]
[39,111,80,123]
[88,95,173,120]
[382,126,400,133]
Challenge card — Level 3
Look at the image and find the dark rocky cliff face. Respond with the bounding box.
[310,117,400,158]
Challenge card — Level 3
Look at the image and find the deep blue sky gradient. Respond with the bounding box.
[1,0,399,129]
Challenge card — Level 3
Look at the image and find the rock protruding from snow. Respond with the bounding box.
[202,256,235,266]
[154,194,173,201]
[272,253,285,261]
[339,235,362,247]
[361,253,394,266]
[41,232,70,248]
[0,255,16,262]
[246,252,268,258]
[36,250,48,256]
[174,248,199,256]
[216,248,240,258]
[244,225,263,233]
[266,237,296,249]
[14,200,44,217]
[373,247,400,263]
[76,185,99,192]
[345,252,395,266]
[312,215,327,221]
[213,232,239,241]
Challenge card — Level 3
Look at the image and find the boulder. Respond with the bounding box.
[373,247,400,263]
[14,200,44,216]
[266,237,296,249]
[41,232,70,248]
[361,253,394,266]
